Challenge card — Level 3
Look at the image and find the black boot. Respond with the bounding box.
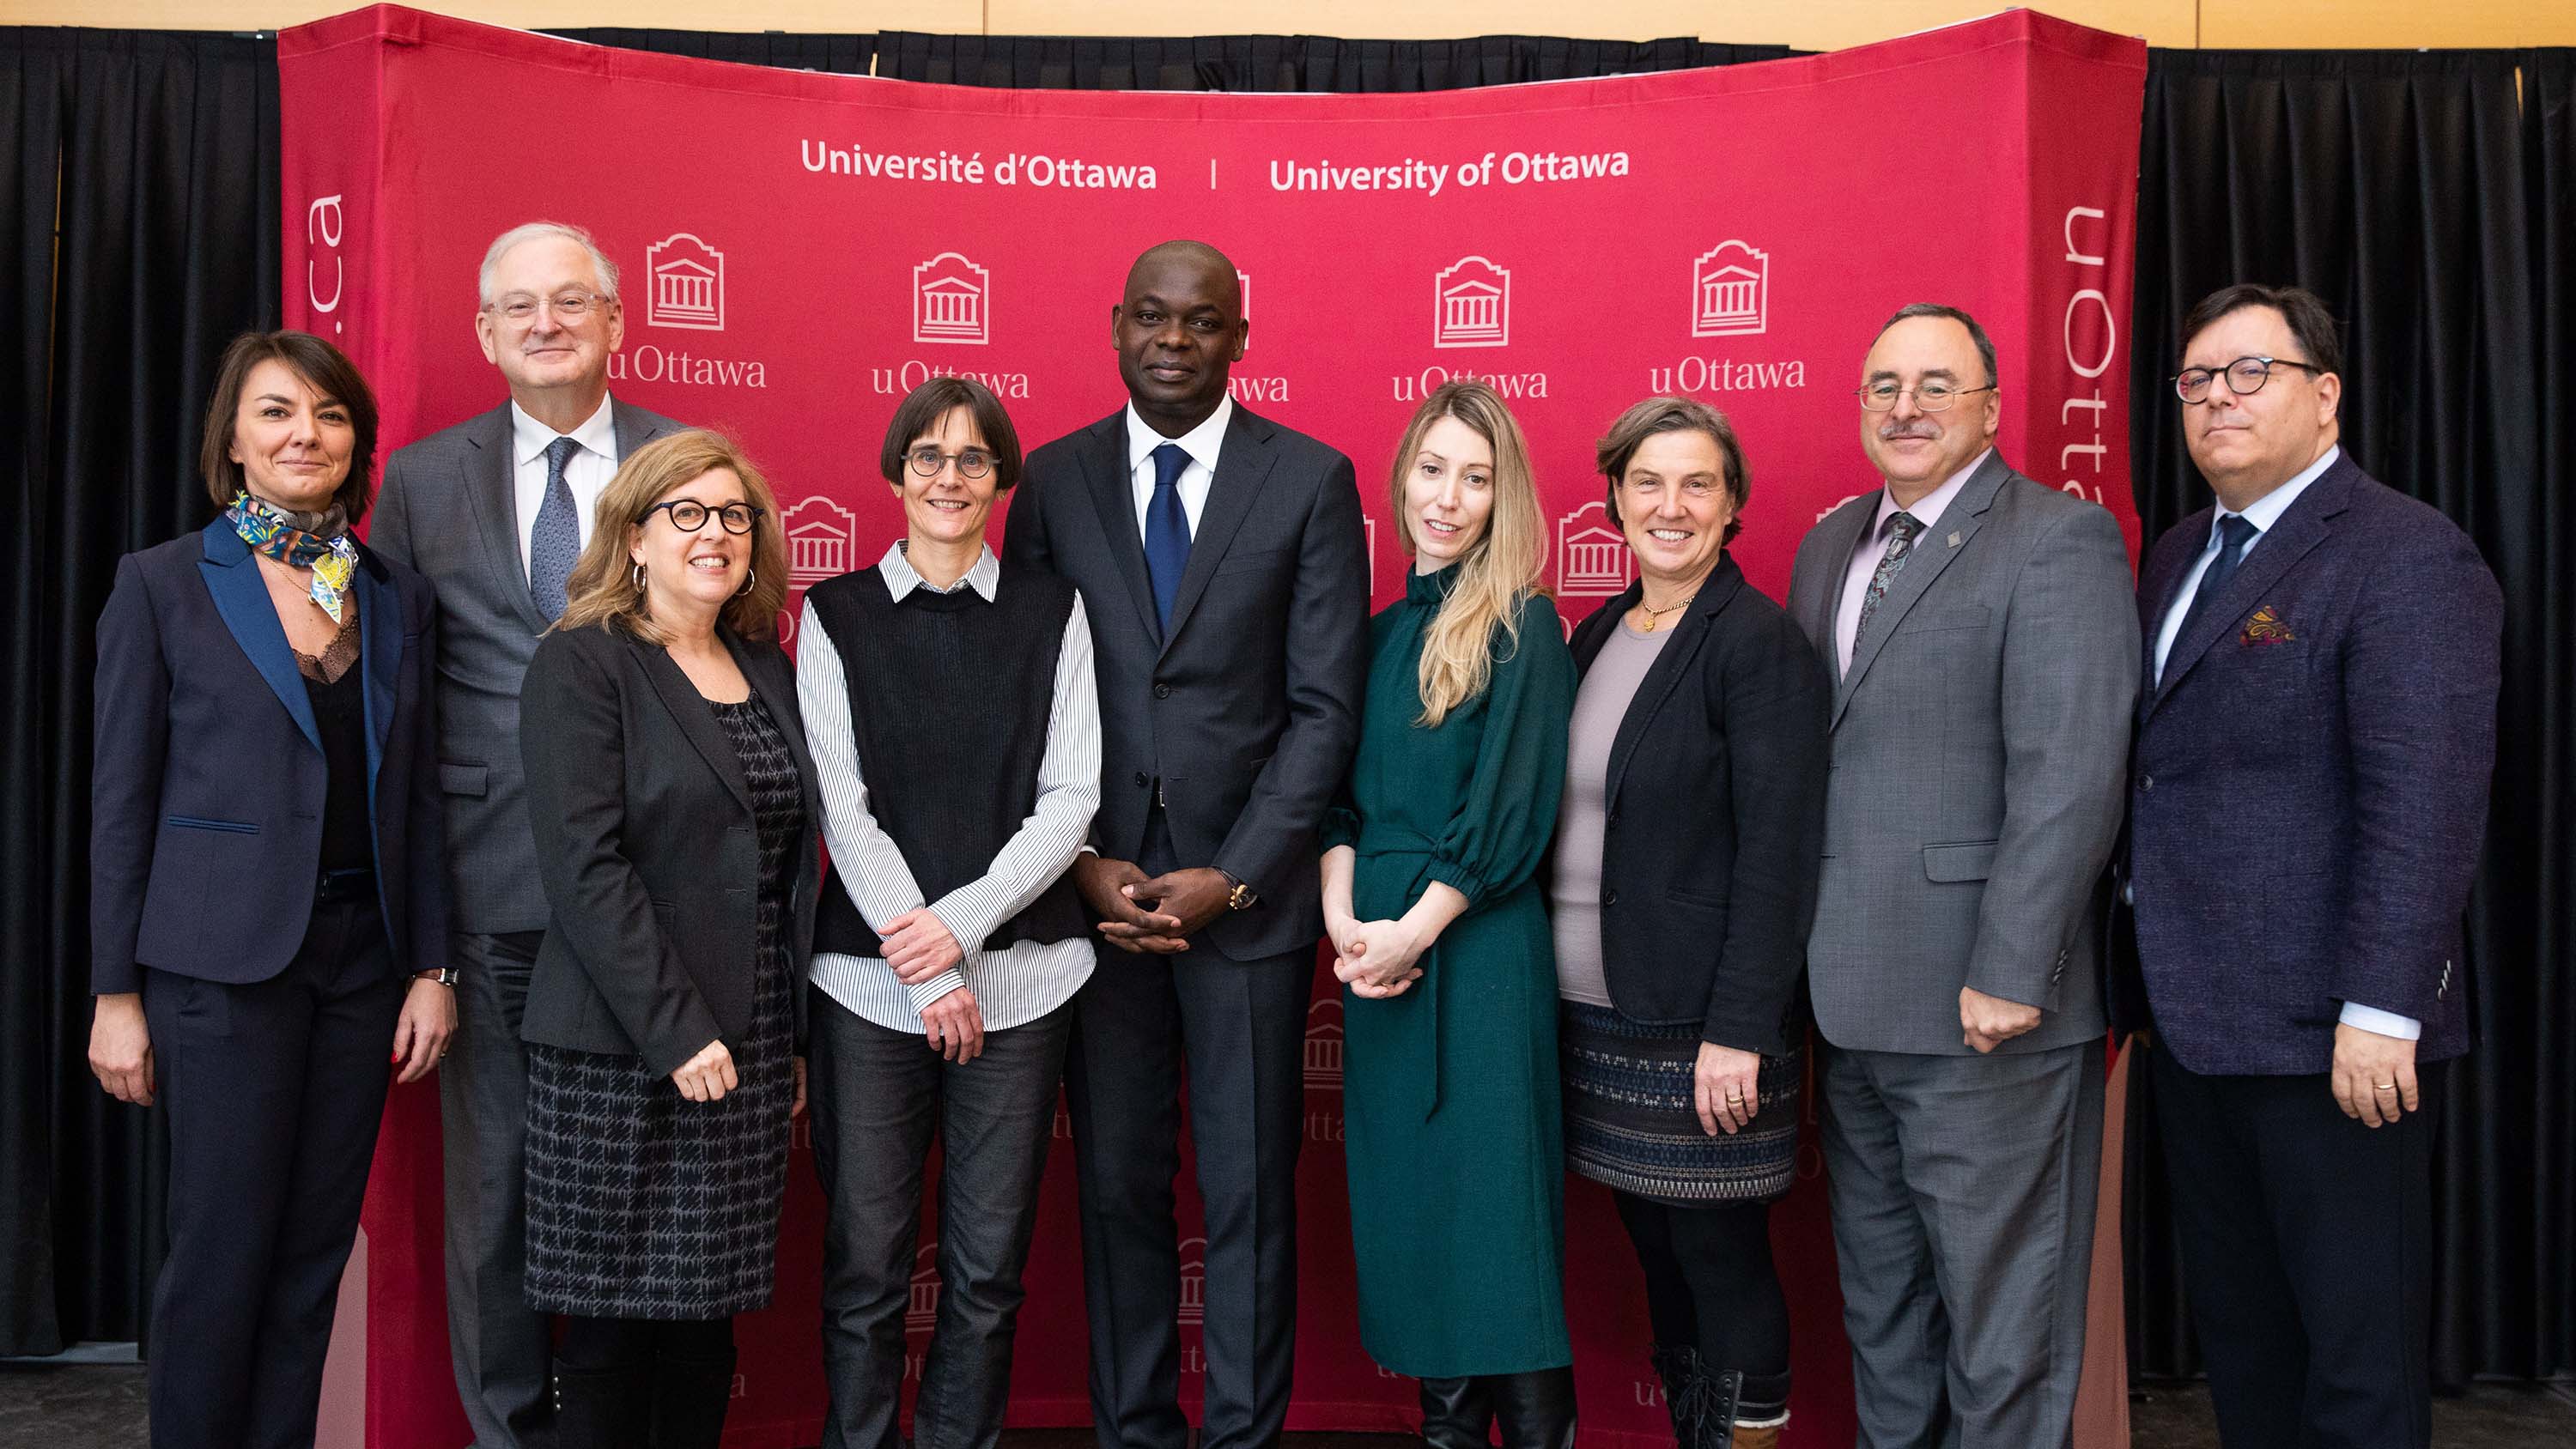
[1662,1347,1743,1449]
[1419,1375,1495,1449]
[1648,1343,1692,1440]
[553,1366,650,1449]
[647,1341,738,1449]
[1489,1367,1576,1449]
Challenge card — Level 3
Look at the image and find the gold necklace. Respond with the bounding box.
[1635,591,1696,633]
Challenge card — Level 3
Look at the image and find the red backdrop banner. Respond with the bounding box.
[276,9,2145,1446]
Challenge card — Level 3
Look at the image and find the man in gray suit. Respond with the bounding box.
[371,221,683,1449]
[1784,304,2136,1447]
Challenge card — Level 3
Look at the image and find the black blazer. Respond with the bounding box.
[91,520,447,995]
[517,622,822,1077]
[1565,555,1832,1055]
[1001,404,1370,960]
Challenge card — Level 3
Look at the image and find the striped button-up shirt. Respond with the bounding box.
[797,542,1100,1034]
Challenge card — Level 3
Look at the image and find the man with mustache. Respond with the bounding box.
[1001,239,1369,1449]
[1783,304,2137,1447]
[371,221,684,1449]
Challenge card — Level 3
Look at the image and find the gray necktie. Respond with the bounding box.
[1851,510,1925,653]
[529,435,582,621]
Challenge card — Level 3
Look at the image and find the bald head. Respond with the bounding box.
[1114,239,1249,436]
[1127,240,1240,307]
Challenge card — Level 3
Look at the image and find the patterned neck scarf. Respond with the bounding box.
[227,490,359,624]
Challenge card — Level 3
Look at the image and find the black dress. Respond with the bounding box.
[523,692,805,1319]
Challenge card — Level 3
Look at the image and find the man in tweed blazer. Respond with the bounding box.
[2122,284,2500,1449]
[1784,305,2137,1448]
[370,221,683,1449]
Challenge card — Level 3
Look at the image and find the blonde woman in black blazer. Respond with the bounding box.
[515,429,818,1449]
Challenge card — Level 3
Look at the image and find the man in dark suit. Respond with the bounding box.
[369,221,683,1449]
[1000,240,1369,1449]
[2124,284,2500,1449]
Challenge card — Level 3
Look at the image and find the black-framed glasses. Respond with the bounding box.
[2172,355,2324,403]
[1856,381,1996,413]
[907,446,996,480]
[644,499,764,534]
[483,289,612,324]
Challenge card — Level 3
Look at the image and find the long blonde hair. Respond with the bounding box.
[1387,380,1548,727]
[556,428,790,642]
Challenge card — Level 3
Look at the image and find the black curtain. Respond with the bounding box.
[2125,47,2576,1383]
[1,27,279,1355]
[866,33,1793,90]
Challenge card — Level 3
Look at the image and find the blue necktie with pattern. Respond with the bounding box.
[1144,442,1192,637]
[529,434,583,621]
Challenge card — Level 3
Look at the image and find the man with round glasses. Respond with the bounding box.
[1785,302,2138,1448]
[2122,283,2500,1449]
[372,220,685,1449]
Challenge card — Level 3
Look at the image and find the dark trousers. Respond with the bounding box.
[143,901,404,1449]
[1613,1192,1792,1422]
[809,990,1072,1449]
[1064,915,1311,1449]
[554,1314,736,1449]
[439,929,551,1449]
[2148,1042,2440,1449]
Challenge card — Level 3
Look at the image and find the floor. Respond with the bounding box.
[4,1358,2573,1446]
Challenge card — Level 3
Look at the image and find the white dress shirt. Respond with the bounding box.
[1834,448,1990,676]
[507,394,619,582]
[799,543,1102,1034]
[2144,446,2411,1040]
[1125,395,1233,543]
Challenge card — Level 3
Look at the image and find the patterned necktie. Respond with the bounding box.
[1850,510,1925,655]
[528,434,583,621]
[1144,442,1193,636]
[2162,513,2258,684]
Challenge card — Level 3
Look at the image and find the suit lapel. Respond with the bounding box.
[2148,462,2350,712]
[1605,564,1739,808]
[641,634,753,812]
[1832,452,2008,728]
[1161,407,1278,653]
[1801,498,1872,678]
[196,521,322,754]
[460,405,550,634]
[1079,413,1164,643]
[355,554,399,802]
[611,397,672,462]
[1570,582,1640,676]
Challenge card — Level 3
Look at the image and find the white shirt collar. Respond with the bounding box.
[878,539,999,602]
[508,393,617,469]
[1874,446,1990,537]
[1125,395,1234,477]
[2223,444,2341,537]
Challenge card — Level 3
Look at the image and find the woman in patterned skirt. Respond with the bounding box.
[517,429,822,1449]
[1552,399,1832,1449]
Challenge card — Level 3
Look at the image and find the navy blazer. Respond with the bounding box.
[2121,452,2501,1074]
[91,519,448,995]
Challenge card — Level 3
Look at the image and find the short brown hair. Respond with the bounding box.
[199,330,380,523]
[2178,283,2346,379]
[879,377,1023,491]
[556,429,790,642]
[1595,396,1752,545]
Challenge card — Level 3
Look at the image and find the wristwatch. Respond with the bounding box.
[415,967,459,987]
[1222,870,1258,912]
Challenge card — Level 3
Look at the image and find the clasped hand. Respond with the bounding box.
[1327,916,1425,999]
[1074,853,1231,955]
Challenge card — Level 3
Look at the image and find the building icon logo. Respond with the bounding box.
[1433,256,1510,349]
[906,1242,941,1335]
[1177,1237,1207,1325]
[782,495,860,585]
[1305,998,1345,1088]
[1557,502,1634,597]
[644,233,725,331]
[1692,240,1769,338]
[914,252,990,344]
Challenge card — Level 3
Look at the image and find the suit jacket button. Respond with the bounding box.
[1133,772,1149,788]
[1153,683,1173,699]
[1601,888,1617,906]
[2140,773,2154,791]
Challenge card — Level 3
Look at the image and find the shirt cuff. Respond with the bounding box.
[2338,1001,2423,1040]
[905,968,967,1014]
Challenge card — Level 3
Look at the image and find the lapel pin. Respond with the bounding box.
[1947,530,1962,549]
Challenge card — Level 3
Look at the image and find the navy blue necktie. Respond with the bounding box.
[529,435,583,621]
[2163,513,2257,684]
[1144,442,1192,636]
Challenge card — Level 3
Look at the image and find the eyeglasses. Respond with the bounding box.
[644,500,764,534]
[907,446,996,480]
[484,290,612,324]
[2172,355,2325,403]
[1856,381,1996,413]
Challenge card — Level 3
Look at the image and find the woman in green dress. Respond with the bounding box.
[1320,379,1578,1449]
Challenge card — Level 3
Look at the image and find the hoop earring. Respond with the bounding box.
[734,567,756,599]
[630,562,646,591]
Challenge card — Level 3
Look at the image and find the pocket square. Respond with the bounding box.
[2240,606,2296,646]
